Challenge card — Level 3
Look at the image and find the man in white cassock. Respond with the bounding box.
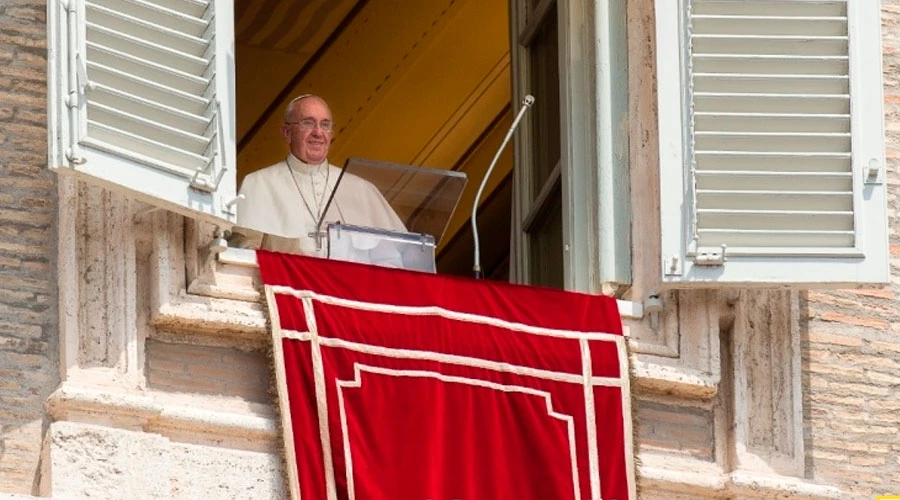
[232,95,406,265]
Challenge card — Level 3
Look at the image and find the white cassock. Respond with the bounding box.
[232,154,407,266]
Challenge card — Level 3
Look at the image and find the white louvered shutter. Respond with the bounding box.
[48,0,236,226]
[656,0,887,287]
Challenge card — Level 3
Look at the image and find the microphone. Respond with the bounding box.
[471,94,535,279]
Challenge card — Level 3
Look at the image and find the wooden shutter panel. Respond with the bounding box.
[48,0,237,226]
[656,0,888,287]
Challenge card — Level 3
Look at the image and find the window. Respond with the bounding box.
[47,0,887,290]
[656,0,888,286]
[515,0,564,289]
[510,0,631,292]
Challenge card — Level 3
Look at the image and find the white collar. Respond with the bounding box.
[286,154,328,176]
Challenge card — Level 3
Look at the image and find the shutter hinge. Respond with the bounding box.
[64,56,91,166]
[190,162,228,192]
[63,0,89,166]
[75,54,95,94]
[190,100,227,193]
[693,244,727,267]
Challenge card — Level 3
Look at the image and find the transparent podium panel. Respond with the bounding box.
[327,223,436,273]
[324,158,467,246]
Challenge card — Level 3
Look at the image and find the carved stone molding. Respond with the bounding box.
[638,452,841,500]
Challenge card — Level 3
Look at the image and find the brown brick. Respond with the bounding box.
[4,6,44,23]
[807,331,864,347]
[811,449,849,462]
[836,352,900,370]
[865,369,900,385]
[807,291,859,308]
[0,198,54,217]
[845,288,895,300]
[828,382,891,397]
[829,420,895,434]
[808,392,867,407]
[817,312,890,330]
[851,456,887,467]
[869,340,900,354]
[807,361,865,378]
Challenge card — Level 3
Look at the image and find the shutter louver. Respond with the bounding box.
[48,0,236,225]
[690,0,854,254]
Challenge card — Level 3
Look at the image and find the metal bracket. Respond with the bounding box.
[865,158,883,185]
[189,166,215,192]
[694,244,727,267]
[209,229,228,255]
[664,255,682,276]
[644,294,663,330]
[222,193,244,216]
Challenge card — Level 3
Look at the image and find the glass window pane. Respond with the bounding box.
[528,186,563,288]
[528,5,561,200]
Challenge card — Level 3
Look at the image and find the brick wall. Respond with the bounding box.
[0,0,59,495]
[801,2,900,498]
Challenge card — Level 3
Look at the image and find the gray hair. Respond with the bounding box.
[284,94,317,121]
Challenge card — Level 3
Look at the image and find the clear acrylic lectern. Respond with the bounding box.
[320,158,466,273]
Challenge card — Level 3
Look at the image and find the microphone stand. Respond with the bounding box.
[471,94,534,279]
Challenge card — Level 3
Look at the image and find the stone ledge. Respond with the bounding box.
[638,453,843,499]
[212,247,647,317]
[632,360,719,399]
[46,381,278,452]
[152,290,267,338]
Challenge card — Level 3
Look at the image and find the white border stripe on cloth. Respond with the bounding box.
[281,329,624,388]
[581,338,601,500]
[302,296,339,500]
[336,364,581,500]
[266,286,303,500]
[617,336,638,500]
[270,286,622,342]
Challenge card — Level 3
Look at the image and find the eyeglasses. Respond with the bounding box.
[285,118,334,132]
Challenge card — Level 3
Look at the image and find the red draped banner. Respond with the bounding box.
[258,250,635,500]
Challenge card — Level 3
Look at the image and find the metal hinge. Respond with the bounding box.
[190,100,227,192]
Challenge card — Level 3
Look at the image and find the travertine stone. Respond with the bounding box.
[732,290,804,476]
[43,421,283,500]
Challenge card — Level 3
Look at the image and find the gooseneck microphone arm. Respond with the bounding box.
[471,94,534,279]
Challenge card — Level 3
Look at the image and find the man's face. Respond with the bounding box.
[281,97,333,164]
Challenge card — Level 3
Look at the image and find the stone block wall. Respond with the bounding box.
[0,0,59,495]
